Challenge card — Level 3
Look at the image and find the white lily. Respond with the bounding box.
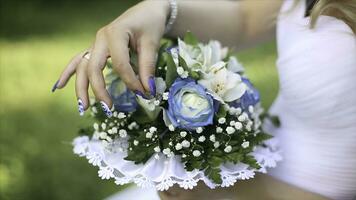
[174,39,229,74]
[205,40,228,66]
[227,56,244,73]
[136,96,162,120]
[176,39,201,68]
[198,67,246,103]
[155,77,167,94]
[135,77,166,120]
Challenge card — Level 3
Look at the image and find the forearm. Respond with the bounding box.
[166,0,283,49]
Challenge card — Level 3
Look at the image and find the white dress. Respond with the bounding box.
[267,0,356,199]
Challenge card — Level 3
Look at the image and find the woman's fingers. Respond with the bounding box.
[75,58,90,116]
[53,51,86,92]
[87,36,114,116]
[108,33,145,94]
[138,38,158,96]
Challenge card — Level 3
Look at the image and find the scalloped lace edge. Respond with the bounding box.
[72,136,282,191]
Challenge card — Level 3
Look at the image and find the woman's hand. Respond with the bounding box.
[52,0,169,116]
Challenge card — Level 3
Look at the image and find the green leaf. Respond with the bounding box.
[254,132,273,144]
[243,155,261,169]
[78,127,94,136]
[184,162,195,171]
[178,55,201,80]
[156,40,174,69]
[190,71,200,80]
[205,167,222,184]
[165,52,178,87]
[210,149,224,157]
[261,113,281,127]
[208,156,224,168]
[190,159,204,170]
[226,152,243,164]
[134,96,162,122]
[131,105,159,124]
[216,105,227,118]
[124,146,155,164]
[184,31,198,46]
[270,115,281,127]
[178,55,189,71]
[92,103,107,121]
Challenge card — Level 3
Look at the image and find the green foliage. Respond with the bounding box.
[178,55,189,71]
[165,52,179,87]
[130,104,159,124]
[178,55,200,80]
[270,115,281,127]
[216,105,227,118]
[156,39,174,77]
[78,127,94,137]
[226,152,244,164]
[125,144,155,164]
[253,132,273,145]
[243,155,261,170]
[207,156,225,168]
[205,167,222,184]
[184,31,199,46]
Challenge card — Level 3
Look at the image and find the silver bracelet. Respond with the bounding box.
[165,0,178,34]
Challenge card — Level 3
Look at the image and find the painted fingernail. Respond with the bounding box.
[51,80,59,92]
[148,76,156,96]
[100,101,113,118]
[78,99,85,116]
[134,90,145,98]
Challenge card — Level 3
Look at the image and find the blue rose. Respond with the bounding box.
[230,77,260,112]
[167,78,215,130]
[108,78,138,113]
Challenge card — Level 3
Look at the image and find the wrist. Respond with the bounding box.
[145,0,175,33]
[162,0,171,20]
[145,0,170,18]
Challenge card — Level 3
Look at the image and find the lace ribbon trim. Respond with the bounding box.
[73,136,282,191]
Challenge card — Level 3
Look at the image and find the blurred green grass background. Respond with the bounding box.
[0,0,279,199]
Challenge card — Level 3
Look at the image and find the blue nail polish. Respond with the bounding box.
[134,90,145,98]
[78,99,85,116]
[51,80,59,92]
[100,101,113,118]
[148,76,156,96]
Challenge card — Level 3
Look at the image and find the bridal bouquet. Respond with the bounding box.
[73,32,281,191]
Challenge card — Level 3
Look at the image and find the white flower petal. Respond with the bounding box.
[224,72,242,90]
[162,109,173,128]
[136,96,162,120]
[155,77,166,94]
[209,40,222,64]
[227,57,244,73]
[223,82,247,102]
[208,61,226,74]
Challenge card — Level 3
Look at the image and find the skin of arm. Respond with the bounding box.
[167,0,284,50]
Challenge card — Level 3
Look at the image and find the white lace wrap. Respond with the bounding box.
[73,135,281,191]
